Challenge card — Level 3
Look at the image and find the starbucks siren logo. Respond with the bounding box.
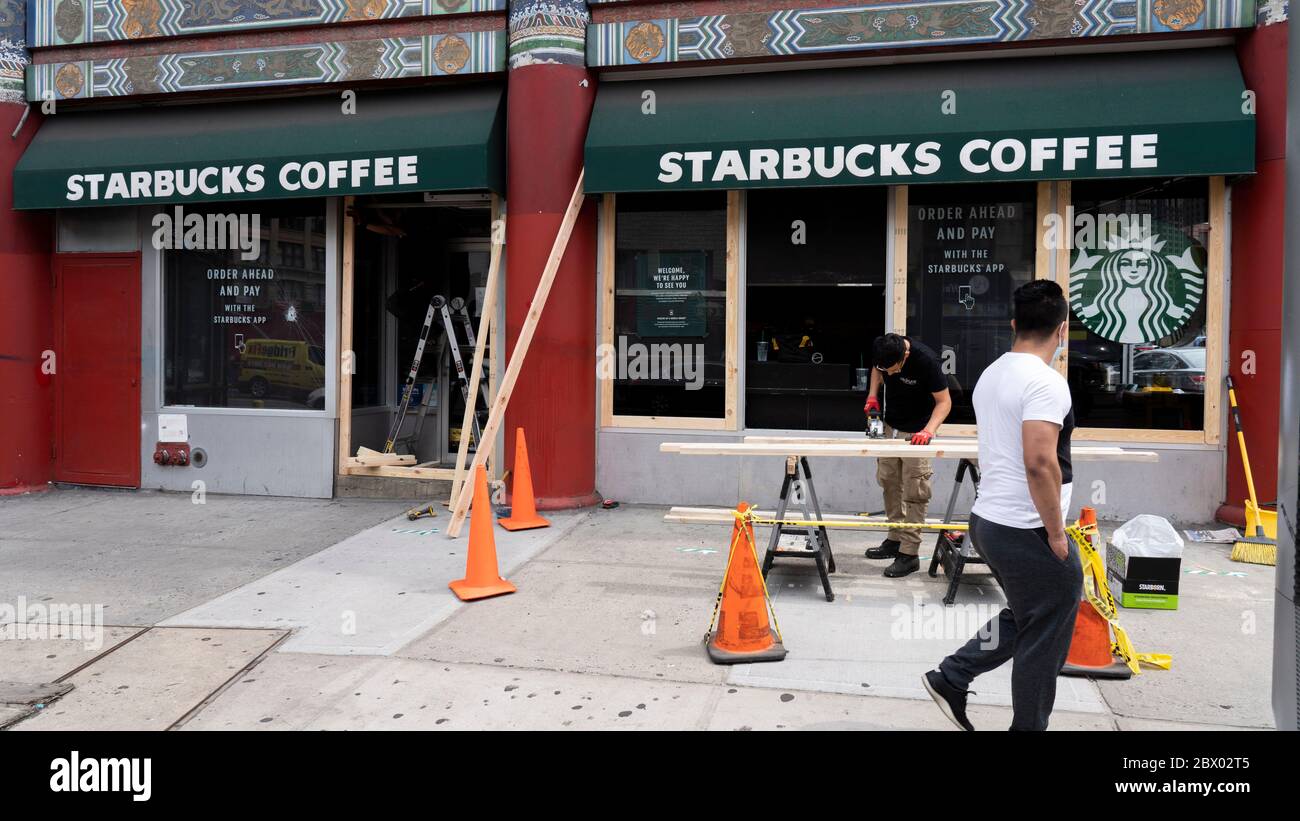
[1069,218,1205,345]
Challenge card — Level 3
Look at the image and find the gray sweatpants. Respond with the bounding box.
[938,512,1083,731]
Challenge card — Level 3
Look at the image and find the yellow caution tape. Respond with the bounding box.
[1068,524,1172,675]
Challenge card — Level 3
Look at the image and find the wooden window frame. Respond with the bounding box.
[597,177,1226,444]
[894,178,1227,445]
[598,191,740,431]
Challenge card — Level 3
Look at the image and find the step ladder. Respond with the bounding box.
[384,295,490,458]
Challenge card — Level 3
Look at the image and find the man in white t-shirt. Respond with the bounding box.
[922,280,1083,732]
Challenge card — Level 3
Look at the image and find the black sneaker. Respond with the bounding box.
[923,670,975,731]
[865,538,902,559]
[882,554,920,577]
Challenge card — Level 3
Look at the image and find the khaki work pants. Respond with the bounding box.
[874,424,934,555]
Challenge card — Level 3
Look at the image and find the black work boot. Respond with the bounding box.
[882,553,920,577]
[865,538,902,559]
[923,670,975,731]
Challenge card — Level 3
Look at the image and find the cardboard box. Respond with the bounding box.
[1106,543,1181,610]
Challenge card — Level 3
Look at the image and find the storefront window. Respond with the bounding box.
[906,183,1037,424]
[163,200,328,409]
[612,192,727,418]
[1067,178,1209,430]
[746,187,886,430]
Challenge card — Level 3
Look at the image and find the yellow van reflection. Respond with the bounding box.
[239,340,325,400]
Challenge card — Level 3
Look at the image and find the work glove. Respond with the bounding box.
[864,396,881,416]
[910,430,933,446]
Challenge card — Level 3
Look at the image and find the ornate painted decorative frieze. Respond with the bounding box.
[587,0,1258,66]
[507,0,588,68]
[28,0,506,48]
[27,27,504,99]
[2,0,28,103]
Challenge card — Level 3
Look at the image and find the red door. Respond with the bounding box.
[53,253,142,487]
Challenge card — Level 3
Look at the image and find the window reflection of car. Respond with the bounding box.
[1131,347,1206,392]
[238,339,325,401]
[1066,339,1122,411]
[1120,347,1206,408]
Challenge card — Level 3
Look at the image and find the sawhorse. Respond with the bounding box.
[760,456,837,601]
[927,458,985,606]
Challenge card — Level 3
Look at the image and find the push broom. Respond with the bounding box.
[1226,376,1277,566]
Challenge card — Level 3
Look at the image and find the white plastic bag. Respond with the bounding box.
[1111,514,1185,559]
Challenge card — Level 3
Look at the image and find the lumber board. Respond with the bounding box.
[447,171,587,538]
[662,439,1159,463]
[449,223,504,506]
[664,506,950,526]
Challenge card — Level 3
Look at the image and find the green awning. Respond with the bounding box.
[585,49,1255,192]
[14,83,505,209]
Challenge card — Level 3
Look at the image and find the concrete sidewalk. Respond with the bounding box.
[0,489,1277,730]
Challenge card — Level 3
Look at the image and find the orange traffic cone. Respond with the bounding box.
[1060,507,1132,679]
[448,465,517,602]
[706,502,787,665]
[499,428,550,532]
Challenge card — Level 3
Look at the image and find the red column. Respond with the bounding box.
[0,104,55,494]
[502,3,599,509]
[1219,23,1288,523]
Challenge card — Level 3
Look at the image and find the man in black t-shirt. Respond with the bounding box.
[863,334,953,577]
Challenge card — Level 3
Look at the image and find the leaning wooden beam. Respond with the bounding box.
[447,171,587,538]
[448,222,504,507]
[662,440,1160,463]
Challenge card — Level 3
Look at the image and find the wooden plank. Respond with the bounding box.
[664,506,950,525]
[1040,181,1069,378]
[345,449,410,467]
[725,190,740,430]
[663,440,1159,462]
[447,171,587,538]
[1074,427,1207,445]
[449,219,504,506]
[609,414,731,430]
[343,465,455,481]
[487,193,502,481]
[337,195,356,475]
[891,185,908,332]
[1204,175,1226,447]
[599,193,616,428]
